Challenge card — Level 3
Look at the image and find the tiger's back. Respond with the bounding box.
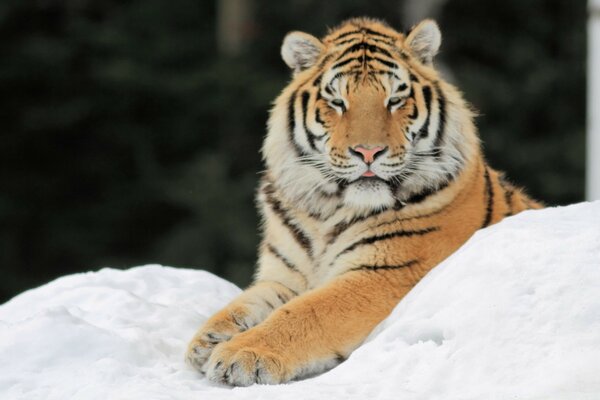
[186,17,542,386]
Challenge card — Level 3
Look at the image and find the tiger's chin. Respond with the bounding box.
[342,178,396,212]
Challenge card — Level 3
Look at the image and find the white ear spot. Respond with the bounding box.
[405,19,441,65]
[281,31,324,73]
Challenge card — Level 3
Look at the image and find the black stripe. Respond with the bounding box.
[404,176,452,205]
[288,90,306,156]
[263,299,275,310]
[498,176,515,216]
[363,28,394,40]
[433,84,447,155]
[504,189,514,216]
[337,42,365,59]
[482,166,494,228]
[301,91,318,151]
[332,30,362,41]
[333,226,440,264]
[366,43,393,58]
[375,74,388,92]
[336,42,394,62]
[366,56,398,69]
[406,85,418,119]
[415,86,432,140]
[348,259,419,272]
[287,71,328,155]
[389,71,403,80]
[230,314,249,331]
[333,28,394,42]
[315,107,325,126]
[275,291,289,304]
[266,243,307,281]
[263,184,313,256]
[313,74,323,87]
[349,68,363,79]
[363,67,398,77]
[371,203,453,232]
[336,42,368,61]
[258,280,300,297]
[336,37,361,46]
[332,57,359,70]
[288,90,296,138]
[315,89,323,101]
[408,101,419,119]
[419,148,442,158]
[326,207,393,245]
[337,36,394,48]
[388,173,411,193]
[368,36,396,45]
[316,53,335,70]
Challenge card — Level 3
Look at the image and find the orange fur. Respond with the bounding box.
[186,18,542,386]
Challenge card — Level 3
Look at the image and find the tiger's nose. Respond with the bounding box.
[349,145,387,164]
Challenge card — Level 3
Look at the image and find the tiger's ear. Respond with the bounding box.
[281,31,325,73]
[404,19,441,65]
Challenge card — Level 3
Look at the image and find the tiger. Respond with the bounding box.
[185,17,542,386]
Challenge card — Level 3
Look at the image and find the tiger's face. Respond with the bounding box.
[265,18,476,214]
[318,66,420,182]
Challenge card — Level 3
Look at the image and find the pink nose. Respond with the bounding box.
[350,145,387,164]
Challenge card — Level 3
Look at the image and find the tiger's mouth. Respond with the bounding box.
[362,169,377,178]
[351,176,389,188]
[350,168,392,183]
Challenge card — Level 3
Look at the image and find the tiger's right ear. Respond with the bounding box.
[404,20,441,65]
[281,31,325,73]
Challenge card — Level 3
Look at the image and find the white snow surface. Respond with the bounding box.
[2,202,600,400]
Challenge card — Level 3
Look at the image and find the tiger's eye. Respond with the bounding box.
[388,97,402,106]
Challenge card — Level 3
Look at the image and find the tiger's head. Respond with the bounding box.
[263,18,479,215]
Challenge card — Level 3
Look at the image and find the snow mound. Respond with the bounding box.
[1,202,600,400]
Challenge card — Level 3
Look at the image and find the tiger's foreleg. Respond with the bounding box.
[186,279,300,372]
[204,269,412,386]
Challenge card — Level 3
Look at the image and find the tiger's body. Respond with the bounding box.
[186,18,542,386]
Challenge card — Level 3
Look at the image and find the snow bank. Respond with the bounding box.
[1,202,600,400]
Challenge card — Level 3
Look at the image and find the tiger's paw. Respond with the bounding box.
[186,330,233,373]
[186,309,251,372]
[205,339,291,386]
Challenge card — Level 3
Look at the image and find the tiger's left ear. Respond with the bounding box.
[405,19,441,65]
[281,31,325,73]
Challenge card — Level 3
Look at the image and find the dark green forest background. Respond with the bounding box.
[0,0,586,303]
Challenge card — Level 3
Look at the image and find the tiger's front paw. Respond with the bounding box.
[186,330,232,373]
[205,338,291,386]
[186,309,250,372]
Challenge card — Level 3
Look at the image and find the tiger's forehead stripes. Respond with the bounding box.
[328,40,401,75]
[336,41,394,60]
[315,35,418,93]
[310,46,414,95]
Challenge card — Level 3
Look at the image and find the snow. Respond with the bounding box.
[1,202,600,400]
